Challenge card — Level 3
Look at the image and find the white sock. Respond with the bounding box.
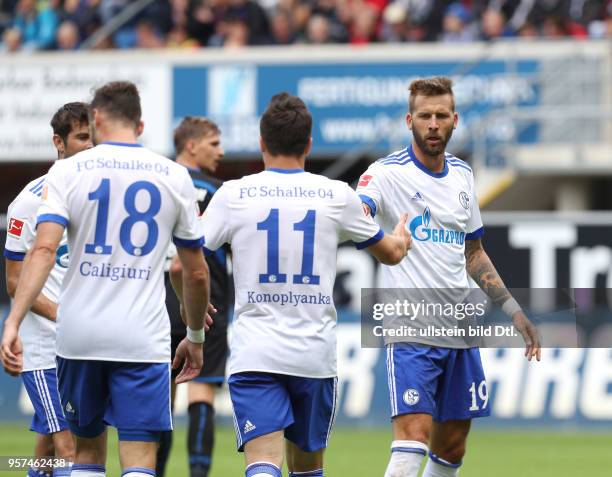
[384,440,428,477]
[121,468,155,477]
[245,462,282,477]
[422,452,461,477]
[70,464,105,477]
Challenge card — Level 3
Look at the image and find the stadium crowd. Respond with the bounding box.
[0,0,611,52]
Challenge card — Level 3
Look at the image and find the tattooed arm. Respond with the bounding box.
[465,238,541,361]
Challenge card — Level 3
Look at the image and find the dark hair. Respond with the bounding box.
[408,77,455,112]
[260,92,312,157]
[173,117,221,155]
[50,102,90,144]
[90,81,142,127]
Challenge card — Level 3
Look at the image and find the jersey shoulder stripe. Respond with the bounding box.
[376,148,410,165]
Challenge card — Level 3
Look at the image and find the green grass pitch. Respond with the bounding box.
[0,424,610,476]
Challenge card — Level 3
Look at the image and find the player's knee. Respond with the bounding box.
[434,441,466,464]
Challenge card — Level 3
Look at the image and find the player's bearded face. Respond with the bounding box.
[410,94,456,157]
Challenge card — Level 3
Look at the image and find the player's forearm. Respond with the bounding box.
[30,293,58,322]
[465,239,512,307]
[169,256,184,302]
[181,264,210,331]
[5,246,56,328]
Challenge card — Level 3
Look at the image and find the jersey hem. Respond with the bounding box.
[229,367,337,379]
[56,354,171,363]
[22,365,56,373]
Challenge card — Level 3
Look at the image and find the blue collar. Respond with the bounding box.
[101,141,143,148]
[267,168,305,174]
[409,144,448,178]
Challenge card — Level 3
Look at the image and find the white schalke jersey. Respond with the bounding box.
[5,175,68,371]
[357,145,483,290]
[202,169,383,378]
[37,143,203,362]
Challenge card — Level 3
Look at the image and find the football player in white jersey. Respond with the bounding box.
[357,77,541,477]
[1,81,210,477]
[3,102,92,477]
[201,93,412,477]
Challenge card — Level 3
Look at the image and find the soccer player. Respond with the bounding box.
[3,102,92,477]
[201,93,412,477]
[157,117,227,477]
[356,77,541,477]
[0,81,210,477]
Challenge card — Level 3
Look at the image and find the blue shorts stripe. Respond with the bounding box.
[325,377,338,446]
[39,370,60,433]
[33,370,57,433]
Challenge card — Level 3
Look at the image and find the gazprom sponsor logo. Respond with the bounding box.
[55,244,69,268]
[409,207,465,245]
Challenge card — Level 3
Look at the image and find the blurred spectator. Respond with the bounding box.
[348,2,380,44]
[209,13,250,47]
[305,13,331,43]
[271,8,296,44]
[0,0,18,35]
[1,25,21,51]
[226,0,271,44]
[516,20,539,38]
[380,2,410,41]
[136,19,166,48]
[480,8,515,40]
[13,0,60,49]
[441,2,478,42]
[167,24,200,47]
[56,19,79,49]
[61,0,100,40]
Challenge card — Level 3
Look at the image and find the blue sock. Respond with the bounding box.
[289,471,324,476]
[53,466,72,477]
[121,468,155,477]
[28,468,51,477]
[245,462,282,477]
[71,464,105,476]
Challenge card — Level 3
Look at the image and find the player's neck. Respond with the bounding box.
[95,126,139,146]
[176,154,200,171]
[411,142,445,173]
[263,155,305,171]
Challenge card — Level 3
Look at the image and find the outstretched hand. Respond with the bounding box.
[172,337,204,384]
[512,311,541,362]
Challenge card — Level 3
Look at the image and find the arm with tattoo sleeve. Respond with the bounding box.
[465,238,541,361]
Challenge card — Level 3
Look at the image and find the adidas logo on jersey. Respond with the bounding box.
[243,420,256,433]
[411,192,424,201]
[65,402,75,413]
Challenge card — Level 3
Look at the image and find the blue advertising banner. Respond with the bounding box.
[173,60,539,160]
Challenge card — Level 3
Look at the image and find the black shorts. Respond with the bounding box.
[170,315,228,384]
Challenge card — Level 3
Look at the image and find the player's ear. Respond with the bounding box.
[52,134,65,157]
[304,137,313,157]
[259,137,267,154]
[136,121,144,138]
[453,111,458,129]
[406,113,413,130]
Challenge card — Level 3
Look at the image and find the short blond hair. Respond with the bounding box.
[408,77,455,112]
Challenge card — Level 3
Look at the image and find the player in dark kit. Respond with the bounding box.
[157,117,229,477]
